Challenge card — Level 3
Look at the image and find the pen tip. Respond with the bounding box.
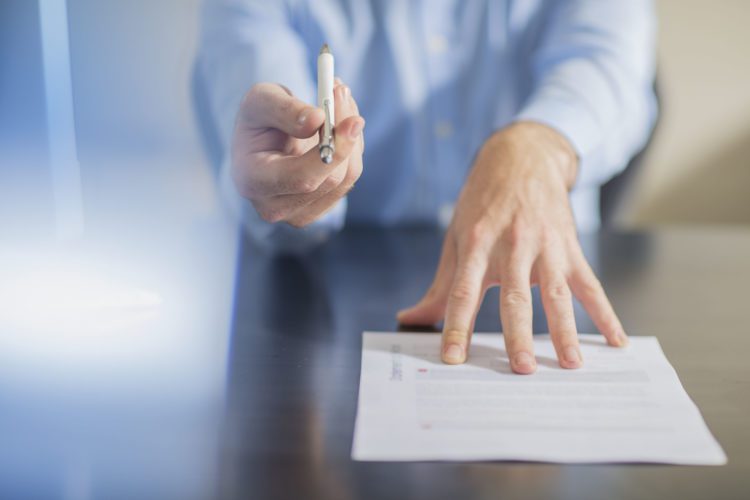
[320,43,330,54]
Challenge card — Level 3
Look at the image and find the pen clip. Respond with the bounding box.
[319,99,335,164]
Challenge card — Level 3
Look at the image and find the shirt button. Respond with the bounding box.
[434,120,453,139]
[427,34,448,54]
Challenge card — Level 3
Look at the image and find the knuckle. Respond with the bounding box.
[287,217,309,229]
[539,225,560,250]
[256,205,285,224]
[503,288,529,307]
[230,163,255,199]
[345,161,363,183]
[243,84,260,105]
[323,170,346,192]
[264,211,285,224]
[341,181,355,196]
[449,283,475,303]
[581,275,603,297]
[506,217,530,250]
[464,222,489,251]
[242,83,267,110]
[546,282,571,301]
[276,93,295,115]
[340,172,360,194]
[235,178,255,199]
[291,177,320,194]
[317,177,337,194]
[443,329,468,344]
[332,145,353,164]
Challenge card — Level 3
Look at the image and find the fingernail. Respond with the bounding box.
[443,343,465,364]
[349,119,364,139]
[513,352,536,372]
[297,108,309,126]
[563,346,581,366]
[343,85,351,100]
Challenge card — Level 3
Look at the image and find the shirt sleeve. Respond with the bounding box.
[515,0,658,188]
[197,0,347,254]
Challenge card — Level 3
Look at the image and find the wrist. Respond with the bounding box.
[501,121,579,190]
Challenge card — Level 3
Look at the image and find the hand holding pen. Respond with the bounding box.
[230,44,365,227]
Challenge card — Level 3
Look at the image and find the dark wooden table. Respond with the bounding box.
[221,226,750,500]
[2,227,747,499]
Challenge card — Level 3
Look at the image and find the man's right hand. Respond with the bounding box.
[231,82,365,227]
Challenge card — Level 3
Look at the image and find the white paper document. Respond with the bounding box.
[352,332,726,464]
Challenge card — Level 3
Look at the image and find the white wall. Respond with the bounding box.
[624,0,750,226]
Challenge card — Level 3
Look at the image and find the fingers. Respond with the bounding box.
[252,82,364,223]
[278,83,364,226]
[538,255,582,369]
[238,79,366,225]
[251,115,363,223]
[332,81,364,158]
[284,117,364,226]
[273,108,362,187]
[441,250,488,364]
[569,252,628,347]
[397,236,457,325]
[500,256,536,374]
[334,82,357,123]
[254,114,363,197]
[239,83,324,138]
[270,80,360,209]
[237,81,362,199]
[257,157,349,222]
[339,81,365,153]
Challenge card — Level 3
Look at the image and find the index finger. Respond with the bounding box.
[441,250,487,364]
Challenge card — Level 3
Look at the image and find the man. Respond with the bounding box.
[198,0,657,373]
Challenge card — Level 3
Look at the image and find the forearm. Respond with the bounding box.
[515,0,658,188]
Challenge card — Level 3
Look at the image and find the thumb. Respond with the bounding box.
[240,82,324,138]
[397,293,447,326]
[398,236,456,325]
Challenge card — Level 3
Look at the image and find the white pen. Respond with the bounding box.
[317,43,335,164]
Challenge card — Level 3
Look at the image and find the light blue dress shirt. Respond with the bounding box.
[199,0,657,252]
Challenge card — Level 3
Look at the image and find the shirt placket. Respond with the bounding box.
[419,0,459,226]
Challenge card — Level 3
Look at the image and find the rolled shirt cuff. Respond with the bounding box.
[515,91,603,162]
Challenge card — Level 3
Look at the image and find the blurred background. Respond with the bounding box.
[3,0,749,237]
[1,1,236,498]
[92,0,748,229]
[625,0,750,226]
